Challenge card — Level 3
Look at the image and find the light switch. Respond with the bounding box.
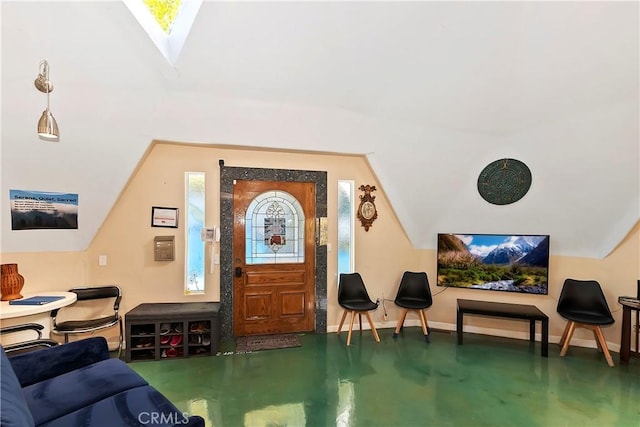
[98,255,107,266]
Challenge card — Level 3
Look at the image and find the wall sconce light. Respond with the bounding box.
[34,60,59,140]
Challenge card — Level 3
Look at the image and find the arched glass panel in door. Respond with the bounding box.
[245,190,305,264]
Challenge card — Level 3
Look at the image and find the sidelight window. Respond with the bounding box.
[337,180,355,276]
[185,172,205,294]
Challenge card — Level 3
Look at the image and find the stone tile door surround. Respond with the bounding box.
[218,160,327,338]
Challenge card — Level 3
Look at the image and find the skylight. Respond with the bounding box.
[144,0,182,34]
[123,0,202,66]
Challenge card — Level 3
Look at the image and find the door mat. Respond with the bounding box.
[235,334,301,352]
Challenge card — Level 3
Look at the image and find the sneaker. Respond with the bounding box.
[160,324,171,335]
[135,338,153,348]
[160,335,170,345]
[170,335,183,346]
[189,322,207,333]
[189,334,202,345]
[166,347,178,358]
[202,333,211,346]
[173,323,183,333]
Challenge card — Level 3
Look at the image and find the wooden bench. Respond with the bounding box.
[457,298,549,357]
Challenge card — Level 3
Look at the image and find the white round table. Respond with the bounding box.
[0,291,77,344]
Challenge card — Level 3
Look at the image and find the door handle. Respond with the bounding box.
[235,267,242,278]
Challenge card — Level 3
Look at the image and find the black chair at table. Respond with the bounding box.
[0,323,59,356]
[337,273,380,346]
[557,278,615,367]
[392,271,433,343]
[50,285,123,358]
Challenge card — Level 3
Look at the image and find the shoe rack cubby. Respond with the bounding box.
[125,302,221,362]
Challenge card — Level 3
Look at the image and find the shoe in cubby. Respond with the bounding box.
[202,333,211,346]
[134,337,153,348]
[189,321,207,333]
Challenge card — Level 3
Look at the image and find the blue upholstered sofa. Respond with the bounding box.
[1,337,204,427]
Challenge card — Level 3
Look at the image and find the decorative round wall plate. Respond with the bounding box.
[477,158,532,205]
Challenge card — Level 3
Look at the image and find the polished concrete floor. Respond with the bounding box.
[129,328,639,427]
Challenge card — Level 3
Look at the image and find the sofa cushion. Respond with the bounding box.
[40,385,200,427]
[0,347,35,427]
[9,337,109,387]
[23,358,148,426]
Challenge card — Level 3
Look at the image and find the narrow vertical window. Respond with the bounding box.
[337,180,355,276]
[185,172,205,294]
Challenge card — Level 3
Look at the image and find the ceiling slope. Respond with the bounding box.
[1,1,638,258]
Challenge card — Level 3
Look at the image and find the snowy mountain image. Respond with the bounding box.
[482,235,546,266]
[437,234,549,294]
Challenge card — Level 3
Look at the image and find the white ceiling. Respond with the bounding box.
[1,1,638,258]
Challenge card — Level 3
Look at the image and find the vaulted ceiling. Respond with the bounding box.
[1,1,638,258]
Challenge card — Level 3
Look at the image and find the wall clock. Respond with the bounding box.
[357,184,378,231]
[477,158,532,205]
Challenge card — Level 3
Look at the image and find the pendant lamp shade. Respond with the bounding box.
[38,109,59,139]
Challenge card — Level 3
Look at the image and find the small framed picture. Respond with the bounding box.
[151,206,179,228]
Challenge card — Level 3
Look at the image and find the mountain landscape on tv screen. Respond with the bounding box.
[437,234,550,294]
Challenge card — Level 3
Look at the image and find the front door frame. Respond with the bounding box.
[219,160,327,338]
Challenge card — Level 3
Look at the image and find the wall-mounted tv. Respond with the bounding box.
[437,233,550,295]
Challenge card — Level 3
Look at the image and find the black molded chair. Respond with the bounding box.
[337,273,380,346]
[392,271,433,343]
[51,285,123,358]
[0,323,59,356]
[557,278,615,367]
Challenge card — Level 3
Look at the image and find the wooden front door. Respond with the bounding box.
[233,180,316,336]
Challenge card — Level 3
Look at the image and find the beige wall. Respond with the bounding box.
[2,142,638,352]
[417,222,639,350]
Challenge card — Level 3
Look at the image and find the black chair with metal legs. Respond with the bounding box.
[392,271,433,343]
[557,278,615,367]
[0,323,59,356]
[51,285,123,358]
[337,273,380,346]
